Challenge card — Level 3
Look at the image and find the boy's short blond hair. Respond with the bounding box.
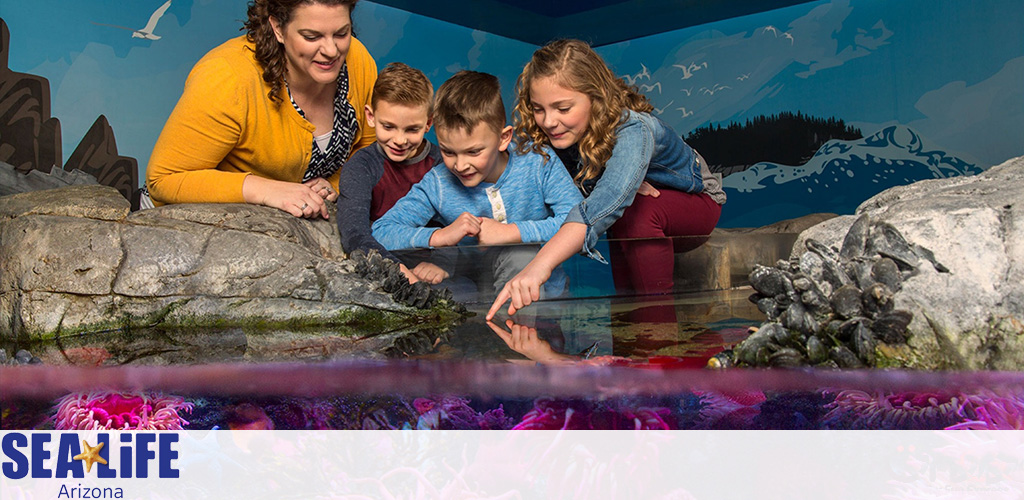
[433,71,506,136]
[370,62,434,115]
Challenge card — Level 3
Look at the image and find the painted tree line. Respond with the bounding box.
[685,111,862,171]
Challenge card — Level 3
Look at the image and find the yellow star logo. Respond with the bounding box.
[73,440,107,473]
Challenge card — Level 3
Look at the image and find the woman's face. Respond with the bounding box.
[528,75,593,149]
[271,3,352,88]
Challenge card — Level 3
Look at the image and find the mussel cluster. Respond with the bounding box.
[725,214,948,368]
[350,249,466,313]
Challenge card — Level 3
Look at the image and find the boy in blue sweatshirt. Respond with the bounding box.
[372,71,582,298]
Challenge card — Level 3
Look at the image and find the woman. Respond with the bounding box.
[145,0,376,219]
[487,39,726,320]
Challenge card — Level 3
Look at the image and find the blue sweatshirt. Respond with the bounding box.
[372,146,582,250]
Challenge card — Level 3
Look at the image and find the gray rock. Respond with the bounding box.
[0,185,463,339]
[793,155,1024,369]
[0,180,125,221]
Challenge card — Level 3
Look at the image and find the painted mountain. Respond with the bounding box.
[717,124,982,228]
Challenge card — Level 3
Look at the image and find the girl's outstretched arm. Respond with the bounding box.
[487,222,587,320]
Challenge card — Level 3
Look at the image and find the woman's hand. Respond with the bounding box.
[242,175,329,219]
[487,260,552,320]
[636,180,661,198]
[303,177,339,203]
[411,261,449,284]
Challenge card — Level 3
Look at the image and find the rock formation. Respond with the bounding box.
[0,185,465,340]
[789,155,1024,369]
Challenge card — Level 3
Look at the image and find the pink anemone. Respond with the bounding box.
[946,391,1024,430]
[819,389,1022,430]
[52,391,193,431]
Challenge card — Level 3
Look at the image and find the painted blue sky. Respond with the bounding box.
[597,0,1024,166]
[1,0,1021,181]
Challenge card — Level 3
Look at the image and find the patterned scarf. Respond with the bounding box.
[288,63,359,181]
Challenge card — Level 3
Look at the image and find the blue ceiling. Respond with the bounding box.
[369,0,819,46]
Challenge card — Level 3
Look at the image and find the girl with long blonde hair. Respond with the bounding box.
[488,39,725,320]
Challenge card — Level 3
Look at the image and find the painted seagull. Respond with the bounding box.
[92,0,172,40]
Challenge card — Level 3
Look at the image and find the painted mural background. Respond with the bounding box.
[0,0,1021,227]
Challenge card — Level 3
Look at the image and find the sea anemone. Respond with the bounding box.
[412,396,512,430]
[53,391,193,431]
[945,391,1024,430]
[693,390,766,429]
[823,389,1024,430]
[822,390,966,429]
[223,402,275,430]
[512,397,671,430]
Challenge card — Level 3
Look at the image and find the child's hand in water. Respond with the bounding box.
[477,217,521,245]
[412,261,449,284]
[487,261,551,320]
[429,212,481,247]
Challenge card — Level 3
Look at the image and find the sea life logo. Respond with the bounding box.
[1,431,181,484]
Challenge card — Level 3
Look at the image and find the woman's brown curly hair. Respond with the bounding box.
[244,0,358,103]
[513,39,653,187]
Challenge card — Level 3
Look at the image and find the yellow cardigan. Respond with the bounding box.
[146,35,377,205]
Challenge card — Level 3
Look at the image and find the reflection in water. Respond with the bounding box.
[487,319,577,366]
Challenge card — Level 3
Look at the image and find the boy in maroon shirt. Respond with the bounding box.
[337,62,445,283]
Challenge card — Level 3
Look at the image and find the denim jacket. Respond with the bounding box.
[563,110,704,262]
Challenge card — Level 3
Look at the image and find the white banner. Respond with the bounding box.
[3,430,1023,499]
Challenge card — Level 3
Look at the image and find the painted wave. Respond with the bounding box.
[718,124,982,228]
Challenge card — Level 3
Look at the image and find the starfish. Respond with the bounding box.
[73,440,108,473]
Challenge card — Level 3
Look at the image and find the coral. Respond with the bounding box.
[52,391,193,431]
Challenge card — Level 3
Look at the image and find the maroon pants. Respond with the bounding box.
[607,190,721,297]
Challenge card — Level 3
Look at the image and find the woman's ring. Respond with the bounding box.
[301,203,308,210]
